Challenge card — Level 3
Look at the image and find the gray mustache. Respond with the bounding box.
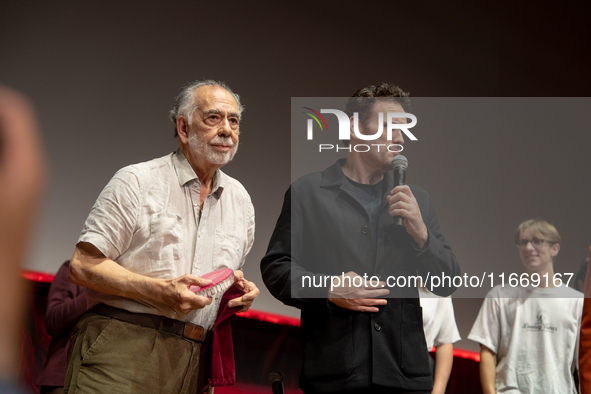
[210,137,234,147]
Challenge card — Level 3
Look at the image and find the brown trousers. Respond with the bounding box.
[64,313,211,394]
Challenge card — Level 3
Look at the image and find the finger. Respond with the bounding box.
[348,287,389,298]
[351,305,381,313]
[364,285,388,292]
[243,282,260,298]
[235,303,253,313]
[390,185,412,196]
[241,289,259,302]
[350,298,388,308]
[233,270,244,280]
[192,294,213,307]
[182,290,212,303]
[228,295,253,309]
[364,290,386,297]
[227,299,240,308]
[389,207,411,218]
[388,200,413,212]
[178,294,212,313]
[386,193,416,205]
[233,277,250,291]
[364,280,387,289]
[390,211,423,228]
[184,274,212,287]
[359,288,390,297]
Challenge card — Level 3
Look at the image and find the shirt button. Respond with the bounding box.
[361,226,369,234]
[193,203,198,207]
[374,323,381,331]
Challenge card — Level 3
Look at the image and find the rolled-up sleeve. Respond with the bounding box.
[78,169,141,260]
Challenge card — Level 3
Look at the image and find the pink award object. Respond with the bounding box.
[189,269,235,297]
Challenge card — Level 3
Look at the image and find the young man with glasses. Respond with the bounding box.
[468,219,583,394]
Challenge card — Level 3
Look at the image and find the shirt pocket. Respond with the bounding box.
[301,313,354,379]
[146,212,183,262]
[213,229,243,269]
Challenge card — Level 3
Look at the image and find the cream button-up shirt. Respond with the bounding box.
[78,149,255,330]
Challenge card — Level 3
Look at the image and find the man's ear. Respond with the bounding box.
[176,116,190,144]
[550,242,560,258]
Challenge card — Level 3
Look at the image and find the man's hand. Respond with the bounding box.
[387,185,428,249]
[71,242,214,316]
[328,271,389,312]
[161,274,213,315]
[228,270,260,312]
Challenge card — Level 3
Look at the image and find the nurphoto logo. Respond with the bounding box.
[302,107,418,152]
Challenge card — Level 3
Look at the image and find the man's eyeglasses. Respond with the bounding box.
[516,238,552,248]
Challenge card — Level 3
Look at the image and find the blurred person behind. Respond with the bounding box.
[0,85,46,393]
[37,261,86,394]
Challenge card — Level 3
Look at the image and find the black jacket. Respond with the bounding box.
[261,159,461,393]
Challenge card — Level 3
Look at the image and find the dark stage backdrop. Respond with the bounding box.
[2,1,590,353]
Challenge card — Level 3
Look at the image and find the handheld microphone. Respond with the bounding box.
[269,371,284,394]
[391,155,408,227]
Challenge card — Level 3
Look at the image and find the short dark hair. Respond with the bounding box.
[342,82,411,146]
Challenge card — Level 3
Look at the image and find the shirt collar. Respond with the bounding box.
[172,149,225,198]
[321,158,394,192]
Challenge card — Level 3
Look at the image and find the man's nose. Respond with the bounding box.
[218,117,232,136]
[390,128,405,145]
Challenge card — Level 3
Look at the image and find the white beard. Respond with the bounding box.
[188,131,238,166]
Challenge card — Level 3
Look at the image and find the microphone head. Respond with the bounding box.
[391,155,408,170]
[269,371,284,383]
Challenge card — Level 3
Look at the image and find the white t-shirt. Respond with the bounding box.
[419,287,461,350]
[468,285,583,394]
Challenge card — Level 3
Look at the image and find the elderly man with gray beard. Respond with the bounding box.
[65,80,259,394]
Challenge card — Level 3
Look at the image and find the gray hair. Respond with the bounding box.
[169,79,245,137]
